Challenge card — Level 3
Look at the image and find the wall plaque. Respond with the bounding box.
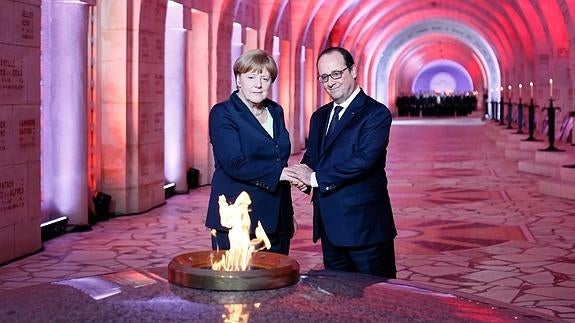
[0,57,25,93]
[0,177,25,215]
[18,118,37,149]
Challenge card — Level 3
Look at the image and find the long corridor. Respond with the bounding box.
[1,118,574,321]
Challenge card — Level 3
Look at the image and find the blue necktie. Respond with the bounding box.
[326,105,343,137]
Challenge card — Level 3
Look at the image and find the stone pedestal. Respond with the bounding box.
[0,269,558,322]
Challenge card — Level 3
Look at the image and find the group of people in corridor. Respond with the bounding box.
[205,47,397,279]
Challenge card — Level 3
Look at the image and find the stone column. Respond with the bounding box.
[43,0,90,225]
[272,37,280,103]
[164,23,187,192]
[231,23,243,92]
[0,0,42,263]
[186,9,211,185]
[99,0,166,214]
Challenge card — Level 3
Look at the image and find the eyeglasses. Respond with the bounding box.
[318,66,350,83]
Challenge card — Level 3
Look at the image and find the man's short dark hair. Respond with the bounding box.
[317,47,355,68]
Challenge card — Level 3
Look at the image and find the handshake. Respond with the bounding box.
[280,164,313,192]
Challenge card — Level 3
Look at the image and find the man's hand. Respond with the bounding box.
[281,167,306,190]
[284,164,313,187]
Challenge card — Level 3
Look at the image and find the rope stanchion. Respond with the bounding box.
[539,99,564,152]
[523,98,540,141]
[506,97,513,129]
[515,98,524,134]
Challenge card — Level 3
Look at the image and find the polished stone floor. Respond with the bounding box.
[1,118,574,321]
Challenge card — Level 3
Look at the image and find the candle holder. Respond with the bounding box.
[506,97,513,129]
[515,98,524,134]
[499,96,505,126]
[483,92,489,120]
[522,98,540,141]
[539,99,564,152]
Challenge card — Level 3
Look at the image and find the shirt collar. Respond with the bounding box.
[333,86,361,111]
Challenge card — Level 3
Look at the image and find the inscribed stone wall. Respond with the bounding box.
[0,0,42,264]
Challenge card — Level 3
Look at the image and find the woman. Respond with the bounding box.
[205,49,294,255]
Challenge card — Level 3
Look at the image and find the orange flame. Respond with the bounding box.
[212,192,271,271]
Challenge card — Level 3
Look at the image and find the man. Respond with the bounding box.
[286,47,396,278]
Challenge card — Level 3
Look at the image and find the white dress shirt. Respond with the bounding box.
[310,86,361,187]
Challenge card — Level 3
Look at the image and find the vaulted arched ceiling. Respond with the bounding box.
[287,0,572,106]
[210,0,573,110]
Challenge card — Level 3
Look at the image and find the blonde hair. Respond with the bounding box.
[233,49,278,82]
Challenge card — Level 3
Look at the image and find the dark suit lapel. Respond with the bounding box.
[322,91,366,152]
[318,105,333,151]
[269,105,282,140]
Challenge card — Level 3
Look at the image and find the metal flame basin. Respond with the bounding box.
[168,250,300,291]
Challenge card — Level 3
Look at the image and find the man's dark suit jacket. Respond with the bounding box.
[302,89,397,247]
[206,92,293,234]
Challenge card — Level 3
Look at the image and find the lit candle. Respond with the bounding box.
[518,83,522,99]
[549,78,553,98]
[508,85,512,97]
[529,82,533,98]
